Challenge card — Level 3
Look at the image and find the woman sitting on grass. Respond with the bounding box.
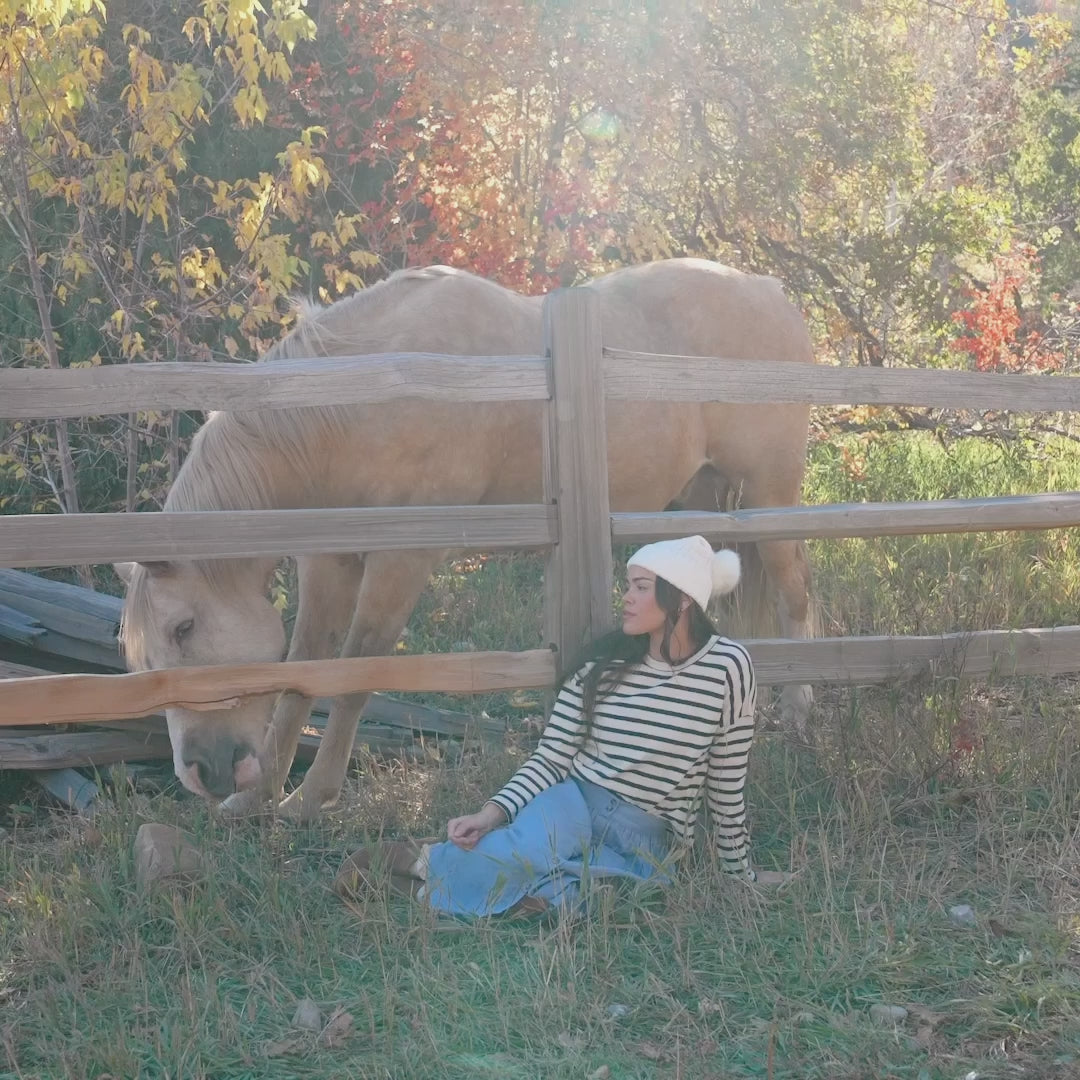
[334,535,761,916]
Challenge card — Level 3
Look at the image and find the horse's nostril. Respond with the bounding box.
[185,755,236,799]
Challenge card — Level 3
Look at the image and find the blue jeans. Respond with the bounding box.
[421,776,675,917]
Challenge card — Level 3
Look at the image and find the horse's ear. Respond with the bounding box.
[113,561,171,585]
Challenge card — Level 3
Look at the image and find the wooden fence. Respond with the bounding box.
[2,285,1080,733]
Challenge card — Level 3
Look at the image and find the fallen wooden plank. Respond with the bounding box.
[0,606,46,647]
[0,648,559,726]
[311,694,502,739]
[0,568,122,616]
[0,722,427,770]
[0,570,122,668]
[0,729,172,770]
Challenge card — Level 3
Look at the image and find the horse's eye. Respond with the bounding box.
[174,619,194,645]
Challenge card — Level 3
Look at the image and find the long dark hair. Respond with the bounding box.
[571,576,718,730]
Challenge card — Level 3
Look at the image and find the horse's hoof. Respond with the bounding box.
[217,788,273,818]
[753,870,793,886]
[276,784,337,822]
[779,684,813,736]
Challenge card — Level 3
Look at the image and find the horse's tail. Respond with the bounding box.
[718,541,773,639]
[715,538,821,641]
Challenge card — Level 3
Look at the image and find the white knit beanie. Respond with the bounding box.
[626,536,741,611]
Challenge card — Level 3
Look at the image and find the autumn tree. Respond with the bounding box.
[0,0,332,518]
[287,0,1076,366]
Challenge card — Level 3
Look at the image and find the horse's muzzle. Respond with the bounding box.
[180,739,261,800]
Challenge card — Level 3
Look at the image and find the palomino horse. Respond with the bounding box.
[118,259,814,820]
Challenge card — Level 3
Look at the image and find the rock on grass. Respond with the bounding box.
[869,1004,909,1026]
[133,823,205,886]
[292,999,323,1032]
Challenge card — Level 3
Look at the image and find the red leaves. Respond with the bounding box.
[950,246,1064,374]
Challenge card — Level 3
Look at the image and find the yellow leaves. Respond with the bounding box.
[122,24,151,47]
[179,246,226,296]
[208,178,234,212]
[266,0,315,53]
[121,35,167,113]
[4,0,334,366]
[120,330,146,360]
[349,249,380,270]
[232,83,268,125]
[277,133,329,199]
[59,249,89,280]
[183,16,211,46]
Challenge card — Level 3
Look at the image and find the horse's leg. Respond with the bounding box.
[754,536,814,733]
[220,554,364,816]
[677,463,814,733]
[276,548,448,821]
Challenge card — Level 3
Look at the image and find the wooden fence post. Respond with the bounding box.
[542,286,615,672]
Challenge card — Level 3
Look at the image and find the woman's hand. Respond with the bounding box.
[447,802,507,849]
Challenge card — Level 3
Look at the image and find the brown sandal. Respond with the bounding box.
[505,894,551,919]
[333,839,428,898]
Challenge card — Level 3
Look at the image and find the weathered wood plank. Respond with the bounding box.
[0,504,557,568]
[0,648,559,726]
[0,604,46,647]
[603,349,1080,412]
[310,694,503,739]
[612,493,1080,543]
[747,626,1080,684]
[542,288,615,665]
[0,728,173,769]
[0,593,118,646]
[0,659,51,678]
[0,354,550,419]
[0,568,122,622]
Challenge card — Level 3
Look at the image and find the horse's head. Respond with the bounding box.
[117,559,285,801]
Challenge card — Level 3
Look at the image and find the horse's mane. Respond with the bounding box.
[122,266,462,668]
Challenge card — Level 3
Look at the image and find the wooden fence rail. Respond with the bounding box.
[2,626,1077,728]
[3,351,1080,418]
[0,354,550,418]
[3,493,1079,569]
[610,492,1080,544]
[602,350,1080,411]
[0,505,558,567]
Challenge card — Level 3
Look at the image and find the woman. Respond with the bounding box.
[334,535,759,916]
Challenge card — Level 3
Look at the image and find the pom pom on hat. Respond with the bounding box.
[627,535,741,612]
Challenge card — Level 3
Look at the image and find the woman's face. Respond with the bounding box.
[621,568,668,637]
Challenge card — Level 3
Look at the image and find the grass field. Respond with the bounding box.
[3,431,1080,1079]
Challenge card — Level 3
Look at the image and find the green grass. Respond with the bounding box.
[3,682,1080,1078]
[804,432,1080,637]
[4,429,1080,1078]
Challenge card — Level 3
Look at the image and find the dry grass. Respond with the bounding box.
[3,675,1080,1079]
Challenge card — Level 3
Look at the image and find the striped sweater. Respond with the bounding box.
[489,635,757,874]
